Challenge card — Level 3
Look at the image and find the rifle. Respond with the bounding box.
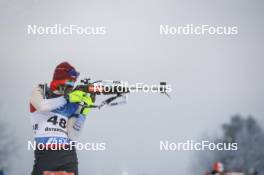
[74,78,170,109]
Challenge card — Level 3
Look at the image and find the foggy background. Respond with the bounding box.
[0,0,264,174]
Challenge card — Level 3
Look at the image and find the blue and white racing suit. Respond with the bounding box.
[30,84,85,145]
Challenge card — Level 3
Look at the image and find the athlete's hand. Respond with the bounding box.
[80,95,93,116]
[65,90,86,103]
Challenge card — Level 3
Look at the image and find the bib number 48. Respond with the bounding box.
[47,115,67,129]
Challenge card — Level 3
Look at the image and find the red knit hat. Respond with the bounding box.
[52,62,79,81]
[50,62,79,92]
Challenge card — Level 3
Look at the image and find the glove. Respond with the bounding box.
[80,95,94,116]
[66,90,86,103]
[66,90,93,116]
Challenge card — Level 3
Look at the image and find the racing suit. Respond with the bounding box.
[30,84,85,175]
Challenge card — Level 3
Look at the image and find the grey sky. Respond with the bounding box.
[0,0,264,174]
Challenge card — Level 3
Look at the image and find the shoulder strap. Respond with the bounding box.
[38,83,55,99]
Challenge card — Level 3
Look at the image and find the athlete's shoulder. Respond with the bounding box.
[30,83,49,112]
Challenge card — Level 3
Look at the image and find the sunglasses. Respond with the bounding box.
[65,79,76,87]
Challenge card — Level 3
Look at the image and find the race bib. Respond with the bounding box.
[31,111,69,142]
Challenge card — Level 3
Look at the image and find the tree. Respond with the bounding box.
[0,120,17,174]
[192,115,264,175]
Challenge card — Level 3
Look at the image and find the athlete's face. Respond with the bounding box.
[64,79,76,92]
[65,79,76,87]
[53,79,77,95]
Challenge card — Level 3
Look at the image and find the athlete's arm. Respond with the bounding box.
[67,114,84,141]
[67,95,93,140]
[30,86,67,112]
